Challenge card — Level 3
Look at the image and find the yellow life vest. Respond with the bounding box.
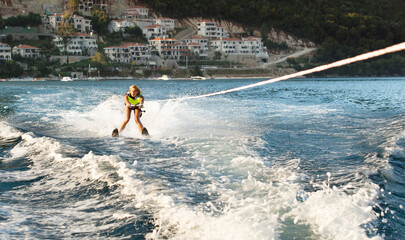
[127,93,142,105]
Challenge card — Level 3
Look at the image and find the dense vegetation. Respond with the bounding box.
[0,60,23,78]
[146,0,405,76]
[0,13,41,28]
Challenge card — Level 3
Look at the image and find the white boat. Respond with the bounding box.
[190,76,206,80]
[157,75,171,80]
[61,76,73,81]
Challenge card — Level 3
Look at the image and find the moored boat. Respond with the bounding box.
[157,75,171,80]
[190,76,207,80]
[61,76,73,81]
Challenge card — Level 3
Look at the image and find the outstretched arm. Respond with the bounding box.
[124,93,131,107]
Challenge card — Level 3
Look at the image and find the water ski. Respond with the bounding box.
[112,128,119,137]
[112,128,148,137]
[142,127,149,137]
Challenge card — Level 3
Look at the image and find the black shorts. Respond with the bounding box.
[129,106,140,110]
[129,106,142,117]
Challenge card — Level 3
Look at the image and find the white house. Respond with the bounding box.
[186,43,204,56]
[160,43,190,61]
[210,37,267,56]
[154,18,175,31]
[71,15,92,33]
[210,38,241,54]
[142,24,167,39]
[53,33,98,56]
[122,12,142,20]
[125,6,149,17]
[184,36,209,46]
[149,37,178,52]
[184,36,209,57]
[197,21,229,38]
[0,42,12,60]
[149,37,189,60]
[47,13,92,33]
[121,7,153,28]
[12,44,40,58]
[47,13,64,30]
[108,19,135,33]
[210,36,269,64]
[104,43,151,65]
[239,36,268,57]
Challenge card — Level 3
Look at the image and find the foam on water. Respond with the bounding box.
[2,79,404,239]
[49,95,123,137]
[56,94,244,139]
[0,121,23,139]
[1,114,384,239]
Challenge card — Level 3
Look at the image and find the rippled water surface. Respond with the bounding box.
[0,78,404,239]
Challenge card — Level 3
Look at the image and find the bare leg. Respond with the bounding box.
[134,108,144,134]
[118,107,131,133]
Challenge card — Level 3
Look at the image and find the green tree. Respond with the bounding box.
[286,57,297,67]
[91,52,107,65]
[214,51,222,60]
[124,26,148,42]
[4,12,41,27]
[0,60,23,78]
[35,61,52,77]
[69,0,80,12]
[0,15,5,29]
[5,34,13,43]
[91,6,109,34]
[191,65,203,76]
[125,26,144,38]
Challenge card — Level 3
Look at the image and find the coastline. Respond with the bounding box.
[1,76,273,81]
[2,75,405,82]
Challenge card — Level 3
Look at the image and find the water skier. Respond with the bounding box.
[112,85,149,137]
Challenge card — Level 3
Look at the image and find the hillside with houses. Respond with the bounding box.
[2,0,405,79]
[0,0,317,79]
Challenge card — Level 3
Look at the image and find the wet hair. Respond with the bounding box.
[129,85,141,93]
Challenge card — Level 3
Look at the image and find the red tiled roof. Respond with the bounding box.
[211,38,241,41]
[144,24,165,28]
[151,37,176,41]
[121,43,147,47]
[163,43,182,46]
[105,43,147,49]
[128,6,148,9]
[124,13,141,16]
[73,33,92,36]
[161,49,189,51]
[55,33,93,37]
[14,44,38,49]
[243,37,260,41]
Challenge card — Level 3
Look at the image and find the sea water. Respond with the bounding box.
[0,78,404,239]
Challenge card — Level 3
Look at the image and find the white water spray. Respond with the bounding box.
[174,42,405,101]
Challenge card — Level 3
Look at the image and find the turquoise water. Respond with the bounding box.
[0,78,404,239]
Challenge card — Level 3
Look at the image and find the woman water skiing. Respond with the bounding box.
[112,85,149,137]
